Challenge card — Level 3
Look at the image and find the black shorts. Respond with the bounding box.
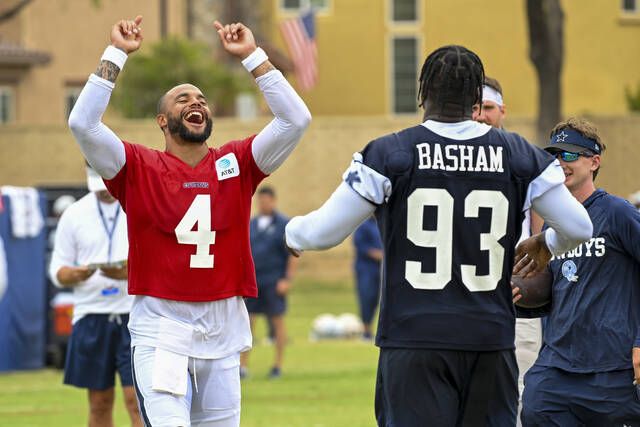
[375,347,518,427]
[64,313,133,390]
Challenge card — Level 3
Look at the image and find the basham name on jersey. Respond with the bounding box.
[416,143,504,173]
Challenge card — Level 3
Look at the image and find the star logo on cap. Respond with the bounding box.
[555,131,568,143]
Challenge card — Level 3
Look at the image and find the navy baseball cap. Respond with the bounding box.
[545,128,602,154]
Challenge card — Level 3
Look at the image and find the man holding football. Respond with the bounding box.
[285,45,591,426]
[68,15,311,427]
[519,118,640,426]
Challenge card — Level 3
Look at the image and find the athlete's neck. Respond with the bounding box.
[569,181,597,204]
[165,137,209,168]
[422,100,473,123]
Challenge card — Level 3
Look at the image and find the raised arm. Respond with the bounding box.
[213,21,311,175]
[68,16,144,179]
[286,152,389,253]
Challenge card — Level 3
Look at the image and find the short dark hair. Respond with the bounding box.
[483,76,503,96]
[257,186,276,197]
[550,117,607,180]
[157,94,166,115]
[417,45,484,113]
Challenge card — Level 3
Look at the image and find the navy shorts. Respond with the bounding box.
[245,281,286,316]
[522,364,640,426]
[375,348,518,427]
[64,313,133,390]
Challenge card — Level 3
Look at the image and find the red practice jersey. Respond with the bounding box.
[104,136,267,302]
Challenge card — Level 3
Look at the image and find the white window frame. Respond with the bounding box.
[622,0,638,13]
[0,86,15,124]
[390,36,420,115]
[391,0,419,23]
[279,0,331,14]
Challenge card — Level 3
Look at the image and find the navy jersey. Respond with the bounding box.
[249,212,290,285]
[344,122,556,351]
[535,190,640,372]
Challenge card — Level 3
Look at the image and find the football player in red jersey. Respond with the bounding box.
[68,15,311,427]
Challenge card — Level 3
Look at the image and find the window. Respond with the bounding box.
[64,86,82,119]
[281,0,328,12]
[392,0,418,22]
[393,37,418,114]
[0,86,14,124]
[622,0,638,12]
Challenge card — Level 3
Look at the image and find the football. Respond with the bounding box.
[512,269,553,308]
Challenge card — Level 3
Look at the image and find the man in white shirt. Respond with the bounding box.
[49,167,140,427]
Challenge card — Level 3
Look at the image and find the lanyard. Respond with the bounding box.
[96,198,120,263]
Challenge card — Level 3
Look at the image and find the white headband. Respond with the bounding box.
[482,85,504,106]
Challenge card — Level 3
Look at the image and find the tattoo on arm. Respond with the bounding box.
[94,60,120,83]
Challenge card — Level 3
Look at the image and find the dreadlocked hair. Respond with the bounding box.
[417,45,484,114]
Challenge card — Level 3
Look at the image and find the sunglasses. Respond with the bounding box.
[548,150,594,162]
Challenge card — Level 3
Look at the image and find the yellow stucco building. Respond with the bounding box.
[271,0,640,117]
[0,0,189,126]
[0,0,638,126]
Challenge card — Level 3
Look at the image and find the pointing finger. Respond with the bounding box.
[214,27,226,44]
[134,15,143,26]
[213,20,224,31]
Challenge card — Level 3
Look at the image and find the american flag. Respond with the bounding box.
[280,10,318,91]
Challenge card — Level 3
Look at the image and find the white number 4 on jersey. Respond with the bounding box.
[175,194,216,268]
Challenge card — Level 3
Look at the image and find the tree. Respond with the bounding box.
[113,38,254,118]
[526,0,565,143]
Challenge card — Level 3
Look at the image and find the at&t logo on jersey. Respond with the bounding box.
[216,153,240,181]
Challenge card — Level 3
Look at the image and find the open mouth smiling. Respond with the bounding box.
[183,110,205,125]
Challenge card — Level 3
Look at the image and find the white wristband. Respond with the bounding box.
[241,47,268,72]
[101,45,128,70]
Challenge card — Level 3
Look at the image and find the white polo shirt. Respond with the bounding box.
[49,192,132,323]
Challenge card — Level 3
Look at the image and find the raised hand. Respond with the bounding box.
[111,15,144,54]
[513,232,552,278]
[213,20,257,59]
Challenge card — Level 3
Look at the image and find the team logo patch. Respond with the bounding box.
[561,260,579,282]
[216,153,240,181]
[555,131,568,143]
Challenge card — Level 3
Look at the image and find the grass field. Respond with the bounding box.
[0,279,380,427]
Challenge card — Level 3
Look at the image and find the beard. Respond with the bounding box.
[166,113,213,143]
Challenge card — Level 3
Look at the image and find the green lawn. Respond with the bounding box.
[0,279,380,427]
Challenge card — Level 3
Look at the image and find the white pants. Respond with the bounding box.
[515,318,543,427]
[515,318,543,396]
[132,345,241,427]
